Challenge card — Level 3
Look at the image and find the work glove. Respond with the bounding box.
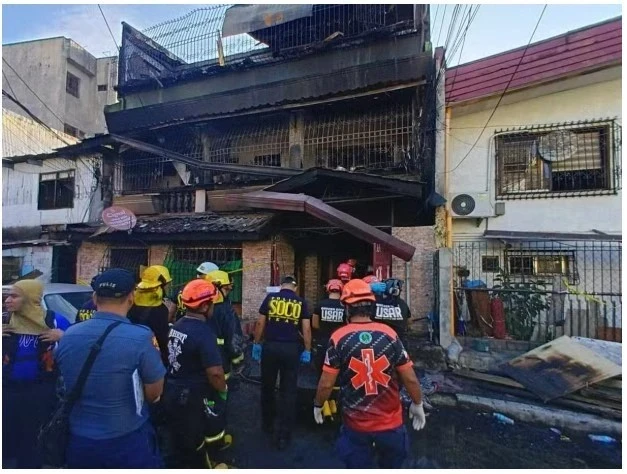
[313,405,324,424]
[300,350,311,364]
[409,402,426,431]
[252,343,262,362]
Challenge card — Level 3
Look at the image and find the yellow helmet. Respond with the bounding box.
[137,265,171,289]
[205,270,231,287]
[151,265,172,284]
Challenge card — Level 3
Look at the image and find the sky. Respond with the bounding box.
[1,3,623,64]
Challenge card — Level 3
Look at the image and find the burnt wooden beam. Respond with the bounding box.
[110,134,302,178]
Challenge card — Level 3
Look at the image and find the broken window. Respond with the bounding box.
[495,120,621,198]
[64,123,84,139]
[66,72,80,98]
[99,247,149,282]
[305,102,413,171]
[253,154,281,167]
[38,170,75,210]
[2,257,22,284]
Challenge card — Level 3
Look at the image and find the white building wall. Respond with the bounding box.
[448,69,622,239]
[2,155,99,228]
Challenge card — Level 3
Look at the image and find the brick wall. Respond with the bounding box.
[76,241,108,285]
[392,226,436,332]
[302,254,320,308]
[149,245,169,266]
[241,235,294,322]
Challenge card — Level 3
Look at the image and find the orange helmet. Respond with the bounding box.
[362,275,379,285]
[340,279,376,305]
[325,279,344,293]
[181,279,218,309]
[337,263,353,282]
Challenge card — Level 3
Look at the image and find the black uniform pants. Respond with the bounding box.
[260,341,300,437]
[162,382,226,468]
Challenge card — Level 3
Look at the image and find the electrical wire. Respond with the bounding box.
[443,4,548,176]
[98,4,120,51]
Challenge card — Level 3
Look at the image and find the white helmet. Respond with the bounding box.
[196,261,219,275]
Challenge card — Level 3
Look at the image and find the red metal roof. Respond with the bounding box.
[446,17,621,105]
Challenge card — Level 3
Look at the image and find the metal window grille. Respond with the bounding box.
[38,170,75,210]
[2,257,22,284]
[453,239,622,342]
[163,246,243,302]
[98,247,149,282]
[66,72,80,98]
[119,4,417,88]
[495,119,622,199]
[305,102,414,172]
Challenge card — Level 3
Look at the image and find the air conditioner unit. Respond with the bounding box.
[449,192,495,218]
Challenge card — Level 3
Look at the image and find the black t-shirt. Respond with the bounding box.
[314,298,345,340]
[166,317,222,386]
[259,289,310,343]
[373,295,411,335]
[128,304,170,366]
[75,299,97,323]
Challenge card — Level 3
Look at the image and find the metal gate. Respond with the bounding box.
[452,239,622,343]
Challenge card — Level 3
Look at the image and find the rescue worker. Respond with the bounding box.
[313,279,426,469]
[336,263,353,283]
[372,278,411,348]
[252,275,311,450]
[205,270,244,380]
[162,279,228,468]
[74,275,99,323]
[128,265,173,366]
[312,279,344,373]
[175,261,219,321]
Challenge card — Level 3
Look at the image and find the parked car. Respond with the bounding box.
[2,283,92,324]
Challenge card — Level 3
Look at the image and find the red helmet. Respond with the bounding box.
[340,279,376,305]
[181,279,218,309]
[325,279,344,293]
[362,275,379,285]
[337,263,353,282]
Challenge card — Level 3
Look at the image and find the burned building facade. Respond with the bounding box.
[70,4,439,326]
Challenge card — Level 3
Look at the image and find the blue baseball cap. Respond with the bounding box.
[93,268,136,297]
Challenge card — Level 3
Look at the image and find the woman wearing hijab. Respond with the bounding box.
[2,280,70,468]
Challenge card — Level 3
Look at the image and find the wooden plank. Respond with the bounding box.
[579,387,622,403]
[595,377,622,390]
[502,336,622,402]
[453,368,525,389]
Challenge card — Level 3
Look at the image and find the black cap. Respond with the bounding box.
[281,275,298,286]
[93,269,136,297]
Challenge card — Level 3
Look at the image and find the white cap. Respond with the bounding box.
[196,262,219,275]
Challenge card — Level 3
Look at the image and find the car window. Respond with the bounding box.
[44,292,92,324]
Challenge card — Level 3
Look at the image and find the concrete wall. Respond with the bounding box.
[448,67,622,239]
[2,38,67,132]
[2,245,54,283]
[2,38,117,136]
[392,226,437,331]
[2,154,102,229]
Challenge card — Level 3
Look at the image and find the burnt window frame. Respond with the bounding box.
[37,170,75,210]
[506,250,577,284]
[66,72,80,98]
[495,119,621,200]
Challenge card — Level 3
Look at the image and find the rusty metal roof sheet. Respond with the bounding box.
[501,335,622,402]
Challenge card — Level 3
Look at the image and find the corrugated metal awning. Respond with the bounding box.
[222,4,313,37]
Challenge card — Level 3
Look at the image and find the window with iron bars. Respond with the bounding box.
[305,103,413,171]
[163,246,243,303]
[98,247,149,282]
[495,120,621,199]
[506,251,577,284]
